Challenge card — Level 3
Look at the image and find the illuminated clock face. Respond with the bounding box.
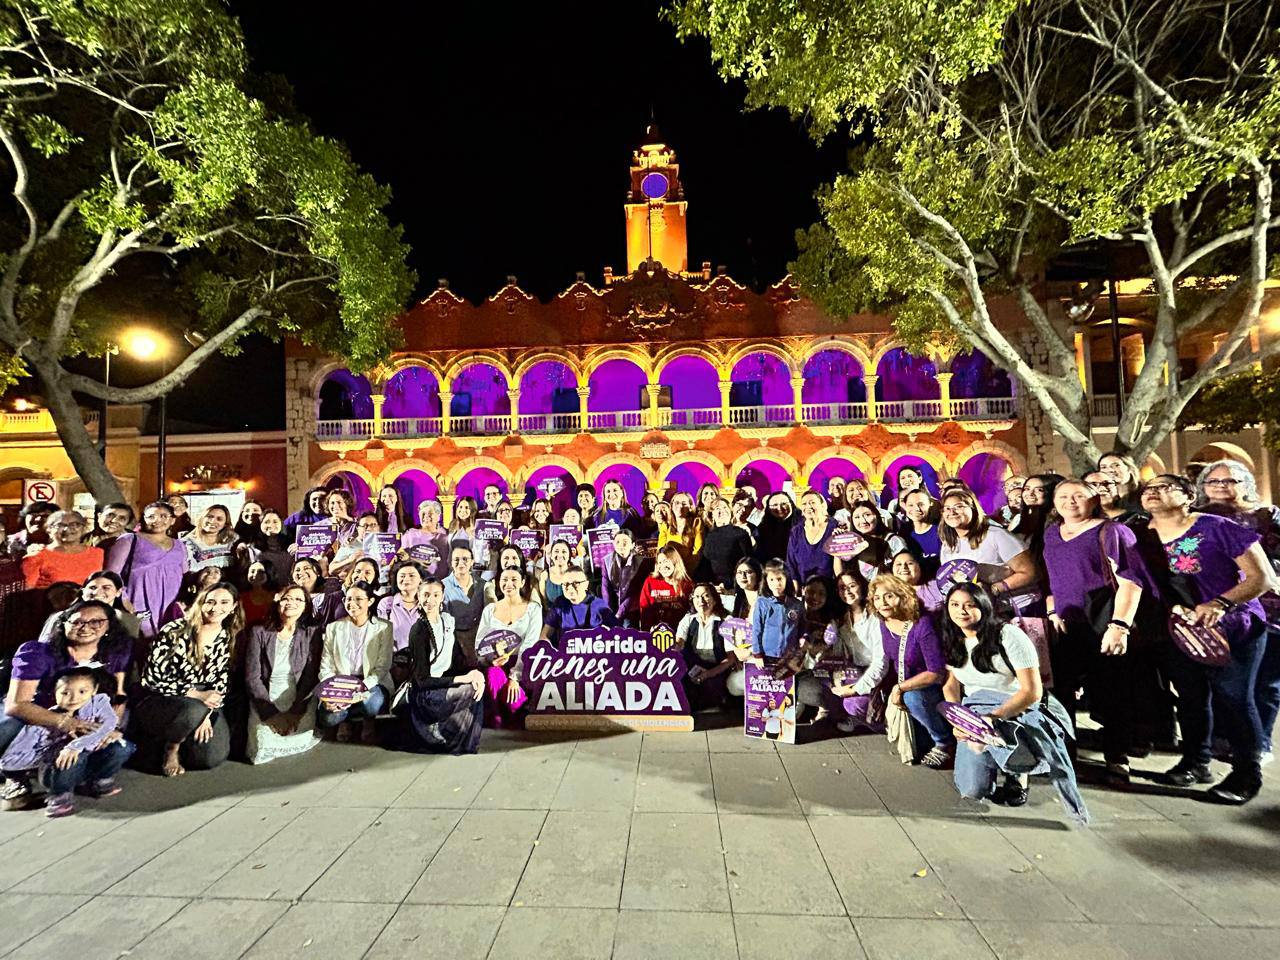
[640,171,669,200]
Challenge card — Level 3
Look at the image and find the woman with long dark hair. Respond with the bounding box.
[940,583,1085,820]
[181,504,239,575]
[375,485,411,535]
[290,557,345,628]
[937,489,1037,611]
[284,486,329,543]
[106,501,189,637]
[244,585,322,764]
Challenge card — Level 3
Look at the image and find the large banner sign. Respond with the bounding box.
[519,625,693,732]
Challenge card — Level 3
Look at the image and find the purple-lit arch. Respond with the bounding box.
[665,462,720,497]
[317,369,373,420]
[802,349,866,404]
[451,363,510,418]
[950,350,1013,399]
[735,459,791,499]
[323,470,372,513]
[875,348,939,401]
[526,463,578,516]
[519,360,578,415]
[596,463,649,510]
[390,469,438,518]
[659,355,720,411]
[880,454,941,503]
[589,358,647,412]
[807,457,865,500]
[959,453,1012,513]
[455,467,508,504]
[730,351,793,407]
[383,366,441,419]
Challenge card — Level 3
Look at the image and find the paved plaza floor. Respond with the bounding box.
[0,721,1277,960]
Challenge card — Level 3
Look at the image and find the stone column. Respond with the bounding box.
[507,389,520,433]
[863,375,879,422]
[577,386,590,432]
[936,373,953,420]
[718,379,732,427]
[790,376,805,424]
[439,390,453,436]
[438,493,457,527]
[284,357,317,510]
[371,392,385,436]
[646,383,661,428]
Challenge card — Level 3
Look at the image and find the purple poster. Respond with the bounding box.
[295,524,336,559]
[585,526,617,567]
[824,531,868,559]
[407,542,441,569]
[316,674,364,706]
[519,625,691,719]
[475,519,508,542]
[510,527,546,557]
[549,524,582,548]
[744,663,796,744]
[367,532,400,568]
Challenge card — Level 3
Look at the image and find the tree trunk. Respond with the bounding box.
[33,360,126,503]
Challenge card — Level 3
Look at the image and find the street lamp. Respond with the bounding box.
[108,327,171,496]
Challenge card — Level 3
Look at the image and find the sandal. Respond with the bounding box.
[920,745,955,769]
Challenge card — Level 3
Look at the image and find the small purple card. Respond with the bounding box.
[719,616,751,648]
[476,628,522,666]
[538,477,566,498]
[407,543,441,567]
[367,532,400,567]
[510,528,546,557]
[475,519,508,542]
[586,526,617,567]
[824,531,868,559]
[936,701,1005,747]
[935,558,979,587]
[1169,615,1232,666]
[316,675,364,706]
[295,524,336,559]
[549,524,582,548]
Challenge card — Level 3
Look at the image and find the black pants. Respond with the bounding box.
[1050,620,1138,762]
[132,694,231,771]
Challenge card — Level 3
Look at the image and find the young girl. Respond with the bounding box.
[253,510,294,589]
[1,666,131,817]
[639,545,694,629]
[477,566,543,726]
[941,583,1086,821]
[676,583,734,710]
[749,559,804,659]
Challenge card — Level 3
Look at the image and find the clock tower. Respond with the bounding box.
[625,123,688,274]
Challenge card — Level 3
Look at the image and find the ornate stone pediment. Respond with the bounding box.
[603,259,697,337]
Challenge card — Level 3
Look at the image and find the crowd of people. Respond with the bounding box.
[0,456,1276,820]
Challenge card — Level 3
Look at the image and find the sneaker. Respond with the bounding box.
[920,745,955,769]
[990,776,1029,807]
[835,718,860,734]
[1165,759,1214,786]
[390,681,412,715]
[1207,768,1262,805]
[1104,761,1132,785]
[1,775,41,812]
[814,707,830,724]
[44,793,75,818]
[75,779,122,799]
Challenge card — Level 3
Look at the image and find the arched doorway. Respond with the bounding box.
[318,370,373,421]
[588,358,648,430]
[807,457,865,500]
[323,470,373,514]
[735,459,792,499]
[519,360,579,432]
[879,454,941,506]
[389,469,439,520]
[729,351,793,425]
[958,453,1011,514]
[526,463,577,517]
[664,461,720,498]
[659,355,720,427]
[455,466,508,505]
[596,463,648,511]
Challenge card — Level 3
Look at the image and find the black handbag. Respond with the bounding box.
[1082,521,1119,637]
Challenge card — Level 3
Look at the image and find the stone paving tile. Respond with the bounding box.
[780,754,889,816]
[403,808,545,905]
[470,747,573,809]
[488,906,619,960]
[125,898,289,960]
[0,812,131,892]
[613,909,738,960]
[734,914,863,960]
[856,918,998,960]
[204,806,380,901]
[720,813,845,916]
[620,812,730,913]
[18,895,187,960]
[642,730,709,752]
[786,730,858,753]
[573,731,644,759]
[317,756,425,808]
[977,921,1279,960]
[106,804,303,898]
[634,750,718,812]
[241,901,396,959]
[304,808,462,903]
[0,893,91,958]
[391,752,503,808]
[551,749,639,811]
[706,724,777,753]
[513,811,630,908]
[364,904,504,960]
[711,753,803,814]
[810,815,963,919]
[14,804,220,895]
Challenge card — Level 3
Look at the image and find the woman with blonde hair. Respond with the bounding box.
[659,491,704,568]
[639,544,694,629]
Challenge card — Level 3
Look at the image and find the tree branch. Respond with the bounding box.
[0,118,39,324]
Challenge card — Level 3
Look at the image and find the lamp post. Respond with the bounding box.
[99,344,119,458]
[119,328,169,498]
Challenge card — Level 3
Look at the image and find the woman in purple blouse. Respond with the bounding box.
[786,490,840,590]
[1142,474,1276,805]
[1042,480,1147,782]
[866,573,954,768]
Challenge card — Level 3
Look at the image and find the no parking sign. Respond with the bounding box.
[22,479,58,505]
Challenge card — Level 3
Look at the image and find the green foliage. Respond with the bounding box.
[1181,369,1280,452]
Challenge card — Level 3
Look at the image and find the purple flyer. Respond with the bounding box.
[549,524,582,548]
[935,558,979,587]
[295,524,336,559]
[586,526,617,567]
[719,617,752,650]
[1169,616,1232,666]
[824,531,868,559]
[407,543,441,568]
[316,674,364,706]
[510,527,546,557]
[937,701,1006,747]
[367,532,400,567]
[476,628,523,666]
[744,662,796,744]
[475,519,508,542]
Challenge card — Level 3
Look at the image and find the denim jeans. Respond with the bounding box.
[1170,616,1265,771]
[43,740,136,795]
[902,684,955,748]
[0,715,25,758]
[1256,625,1280,752]
[954,740,1001,800]
[316,684,387,728]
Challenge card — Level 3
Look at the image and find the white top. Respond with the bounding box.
[320,616,394,693]
[477,600,544,682]
[940,526,1026,583]
[677,612,719,655]
[843,612,890,695]
[948,623,1039,697]
[423,611,457,679]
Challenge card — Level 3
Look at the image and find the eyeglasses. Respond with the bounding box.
[67,619,108,630]
[563,580,588,589]
[1203,478,1239,487]
[941,505,971,515]
[1143,483,1177,494]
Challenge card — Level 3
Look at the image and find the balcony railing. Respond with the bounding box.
[315,394,1021,442]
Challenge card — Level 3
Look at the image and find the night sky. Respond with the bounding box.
[48,2,848,432]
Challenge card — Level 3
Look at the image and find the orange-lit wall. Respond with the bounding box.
[137,431,288,508]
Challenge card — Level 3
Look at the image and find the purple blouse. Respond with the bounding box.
[376,594,420,651]
[1043,521,1148,623]
[880,615,946,682]
[1161,514,1264,625]
[786,519,838,583]
[11,639,133,707]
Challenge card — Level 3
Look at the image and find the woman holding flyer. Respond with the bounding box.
[846,500,908,582]
[477,567,543,726]
[938,489,1038,611]
[941,583,1086,821]
[590,479,644,533]
[315,583,394,744]
[676,584,734,710]
[400,499,450,580]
